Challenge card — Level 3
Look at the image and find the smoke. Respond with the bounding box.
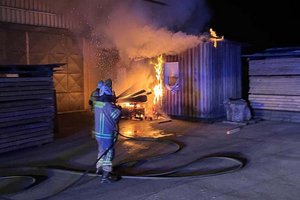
[140,0,210,34]
[105,11,203,59]
[48,0,210,59]
[46,0,210,97]
[102,0,210,59]
[113,59,154,95]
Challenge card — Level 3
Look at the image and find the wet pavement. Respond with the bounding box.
[0,111,300,200]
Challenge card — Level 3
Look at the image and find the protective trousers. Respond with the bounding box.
[96,137,114,172]
[93,101,121,172]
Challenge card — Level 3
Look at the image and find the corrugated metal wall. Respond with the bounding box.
[0,0,76,29]
[163,40,241,119]
[0,28,26,64]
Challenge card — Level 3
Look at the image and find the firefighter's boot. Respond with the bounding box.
[100,171,120,183]
[96,167,103,176]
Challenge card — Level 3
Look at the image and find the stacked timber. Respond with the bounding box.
[247,48,300,122]
[0,64,62,153]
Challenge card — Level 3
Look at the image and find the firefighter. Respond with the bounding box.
[92,79,121,183]
[100,78,116,103]
[89,79,116,111]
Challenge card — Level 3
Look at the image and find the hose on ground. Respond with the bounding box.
[0,132,247,200]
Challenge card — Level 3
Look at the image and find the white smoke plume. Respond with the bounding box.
[46,0,210,96]
[47,0,210,59]
[103,0,210,59]
[105,11,203,59]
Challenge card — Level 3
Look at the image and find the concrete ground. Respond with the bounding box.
[0,112,300,200]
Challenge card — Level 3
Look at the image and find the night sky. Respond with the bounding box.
[208,0,299,52]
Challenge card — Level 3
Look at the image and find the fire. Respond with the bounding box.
[118,102,145,120]
[120,102,140,108]
[209,28,224,48]
[152,55,164,105]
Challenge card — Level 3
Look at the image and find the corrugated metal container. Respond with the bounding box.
[0,0,77,29]
[163,40,241,119]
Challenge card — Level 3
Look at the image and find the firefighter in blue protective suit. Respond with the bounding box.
[89,80,116,111]
[92,79,121,183]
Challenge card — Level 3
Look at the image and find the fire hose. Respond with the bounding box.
[0,132,247,200]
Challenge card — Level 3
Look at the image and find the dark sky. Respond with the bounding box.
[208,0,299,51]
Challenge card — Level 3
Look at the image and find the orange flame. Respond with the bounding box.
[209,28,224,48]
[151,55,164,105]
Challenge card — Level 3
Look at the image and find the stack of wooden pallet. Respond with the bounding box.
[247,48,300,122]
[0,64,62,154]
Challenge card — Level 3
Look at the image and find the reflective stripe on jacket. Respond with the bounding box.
[93,101,121,139]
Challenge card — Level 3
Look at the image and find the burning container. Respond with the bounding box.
[163,40,241,119]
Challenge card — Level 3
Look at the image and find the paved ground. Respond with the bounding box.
[0,112,300,200]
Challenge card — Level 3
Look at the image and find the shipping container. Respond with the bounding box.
[163,40,241,119]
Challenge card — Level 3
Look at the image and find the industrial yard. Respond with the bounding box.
[0,112,299,200]
[1,0,300,199]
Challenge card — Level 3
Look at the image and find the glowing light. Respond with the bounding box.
[123,130,134,137]
[119,103,132,108]
[151,55,164,105]
[209,28,224,48]
[119,102,141,108]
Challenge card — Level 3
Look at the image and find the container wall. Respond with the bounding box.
[163,40,241,119]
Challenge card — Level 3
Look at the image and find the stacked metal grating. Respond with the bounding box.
[0,64,62,153]
[247,47,300,122]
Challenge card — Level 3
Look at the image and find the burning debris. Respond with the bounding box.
[46,0,216,120]
[117,89,150,120]
[119,103,146,120]
[116,55,165,120]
